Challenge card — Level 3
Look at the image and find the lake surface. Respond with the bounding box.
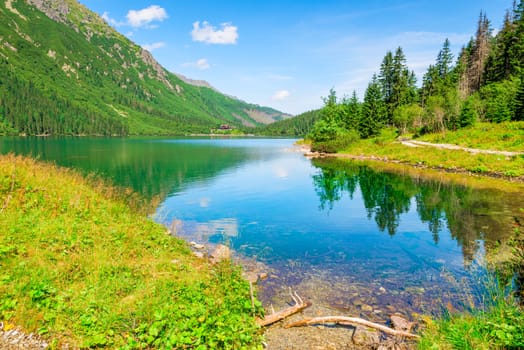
[2,136,523,321]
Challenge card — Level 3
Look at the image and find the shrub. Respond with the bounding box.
[311,129,360,153]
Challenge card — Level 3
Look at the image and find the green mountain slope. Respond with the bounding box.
[0,0,290,135]
[254,109,321,136]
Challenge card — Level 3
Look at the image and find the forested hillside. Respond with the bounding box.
[253,109,321,136]
[309,1,524,151]
[0,0,289,136]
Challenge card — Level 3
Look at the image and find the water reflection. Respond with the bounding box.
[0,137,266,199]
[312,157,523,265]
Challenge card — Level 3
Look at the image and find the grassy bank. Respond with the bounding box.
[0,154,262,348]
[418,272,524,349]
[418,207,524,349]
[417,122,524,152]
[334,123,524,179]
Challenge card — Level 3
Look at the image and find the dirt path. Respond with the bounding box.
[399,139,523,157]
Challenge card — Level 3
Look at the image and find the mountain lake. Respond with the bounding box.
[2,136,523,346]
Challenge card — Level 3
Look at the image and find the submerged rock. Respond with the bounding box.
[192,251,205,259]
[189,241,205,250]
[361,304,373,312]
[210,244,231,264]
[352,325,380,346]
[390,314,414,332]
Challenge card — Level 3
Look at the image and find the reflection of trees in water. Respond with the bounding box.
[358,168,415,236]
[312,158,522,265]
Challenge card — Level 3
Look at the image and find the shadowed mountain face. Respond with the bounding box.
[0,0,291,136]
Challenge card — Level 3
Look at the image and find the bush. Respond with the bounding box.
[311,129,360,153]
[308,119,344,142]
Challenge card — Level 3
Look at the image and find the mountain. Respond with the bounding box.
[254,109,321,136]
[0,0,291,136]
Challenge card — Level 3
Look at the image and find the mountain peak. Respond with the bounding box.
[0,0,290,136]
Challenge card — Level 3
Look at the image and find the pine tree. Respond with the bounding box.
[515,73,524,120]
[391,47,416,115]
[379,51,394,106]
[485,10,516,82]
[436,39,454,79]
[467,12,491,93]
[360,74,386,138]
[340,90,361,131]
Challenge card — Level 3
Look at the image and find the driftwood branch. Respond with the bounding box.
[257,290,311,327]
[284,316,419,339]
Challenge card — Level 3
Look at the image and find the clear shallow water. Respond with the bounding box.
[2,137,523,320]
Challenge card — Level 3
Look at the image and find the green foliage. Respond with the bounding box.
[310,129,360,153]
[418,272,524,349]
[514,73,524,121]
[309,119,343,142]
[459,98,478,128]
[479,78,519,123]
[255,110,320,136]
[0,155,263,348]
[360,75,387,138]
[393,103,423,134]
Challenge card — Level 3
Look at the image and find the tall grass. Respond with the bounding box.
[0,154,263,348]
[418,246,524,349]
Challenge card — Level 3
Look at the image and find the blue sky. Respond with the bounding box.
[79,0,510,115]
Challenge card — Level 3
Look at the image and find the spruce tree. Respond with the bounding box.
[340,90,361,131]
[360,74,386,138]
[436,38,454,78]
[515,73,524,120]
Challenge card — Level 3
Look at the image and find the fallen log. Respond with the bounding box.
[284,316,419,339]
[257,290,311,327]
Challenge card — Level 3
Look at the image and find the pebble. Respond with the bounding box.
[210,244,231,264]
[192,251,205,258]
[189,241,205,250]
[0,323,48,349]
[361,304,373,312]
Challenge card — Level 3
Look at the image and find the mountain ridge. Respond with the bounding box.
[0,0,291,135]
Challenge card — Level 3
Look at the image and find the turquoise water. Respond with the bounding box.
[2,137,522,319]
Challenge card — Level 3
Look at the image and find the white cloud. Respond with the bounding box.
[191,21,238,44]
[199,197,211,208]
[101,11,125,27]
[142,42,166,52]
[182,58,211,70]
[272,90,290,101]
[126,5,168,28]
[196,58,210,70]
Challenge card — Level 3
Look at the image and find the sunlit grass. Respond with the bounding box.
[417,122,524,152]
[0,154,262,348]
[418,272,524,349]
[338,127,524,178]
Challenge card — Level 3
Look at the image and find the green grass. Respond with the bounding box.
[418,221,524,349]
[0,154,263,349]
[336,127,524,178]
[417,122,524,152]
[418,275,524,350]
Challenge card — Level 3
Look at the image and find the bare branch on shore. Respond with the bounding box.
[257,289,311,327]
[284,316,420,339]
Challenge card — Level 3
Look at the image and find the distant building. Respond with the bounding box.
[219,124,233,130]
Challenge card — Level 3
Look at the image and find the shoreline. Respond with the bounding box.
[299,144,524,183]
